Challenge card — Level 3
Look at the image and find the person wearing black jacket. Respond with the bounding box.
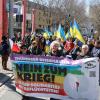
[71,43,81,60]
[28,41,42,55]
[49,41,64,57]
[91,40,100,59]
[76,45,91,60]
[91,40,100,85]
[1,36,11,70]
[87,39,94,53]
[20,44,30,55]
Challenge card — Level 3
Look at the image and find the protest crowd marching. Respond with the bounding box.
[0,19,100,100]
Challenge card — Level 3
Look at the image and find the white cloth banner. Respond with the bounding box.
[11,54,99,100]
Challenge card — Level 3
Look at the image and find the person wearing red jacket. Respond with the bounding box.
[64,37,74,54]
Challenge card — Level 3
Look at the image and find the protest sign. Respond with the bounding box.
[10,54,99,100]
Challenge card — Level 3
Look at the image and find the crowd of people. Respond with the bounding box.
[11,33,100,59]
[1,32,100,70]
[0,32,100,100]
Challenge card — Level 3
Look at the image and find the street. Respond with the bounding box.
[0,76,22,100]
[0,76,50,100]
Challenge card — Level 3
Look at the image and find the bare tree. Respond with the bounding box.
[49,0,87,31]
[90,0,100,5]
[32,0,47,6]
[63,0,86,23]
[90,0,100,36]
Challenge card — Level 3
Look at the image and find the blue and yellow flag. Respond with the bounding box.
[66,30,71,39]
[55,24,66,41]
[43,29,52,39]
[73,19,85,44]
[70,22,74,37]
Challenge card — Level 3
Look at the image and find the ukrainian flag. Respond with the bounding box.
[73,19,85,44]
[70,22,74,37]
[65,22,73,39]
[66,30,71,39]
[43,29,52,53]
[43,29,52,39]
[56,24,66,41]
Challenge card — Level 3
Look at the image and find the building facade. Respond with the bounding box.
[14,1,66,33]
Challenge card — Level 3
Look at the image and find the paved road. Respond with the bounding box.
[0,57,13,87]
[0,76,50,100]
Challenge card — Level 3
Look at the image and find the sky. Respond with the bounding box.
[86,0,90,5]
[85,0,91,15]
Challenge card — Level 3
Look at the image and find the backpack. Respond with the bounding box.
[1,41,10,55]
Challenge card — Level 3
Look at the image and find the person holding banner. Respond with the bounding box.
[64,37,74,55]
[87,38,94,52]
[91,39,100,85]
[71,42,81,60]
[49,41,64,57]
[28,40,42,55]
[49,41,64,100]
[76,44,91,59]
[20,44,30,55]
[91,40,100,60]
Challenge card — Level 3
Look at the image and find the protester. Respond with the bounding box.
[28,40,42,55]
[45,37,51,55]
[49,35,53,43]
[10,29,100,100]
[41,36,46,52]
[76,44,91,59]
[49,41,62,100]
[20,44,30,55]
[91,39,100,59]
[71,42,81,60]
[87,38,94,52]
[24,33,31,48]
[18,44,30,100]
[64,37,74,55]
[1,36,11,70]
[49,41,64,57]
[11,39,20,53]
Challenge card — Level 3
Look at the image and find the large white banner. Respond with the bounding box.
[11,54,99,100]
